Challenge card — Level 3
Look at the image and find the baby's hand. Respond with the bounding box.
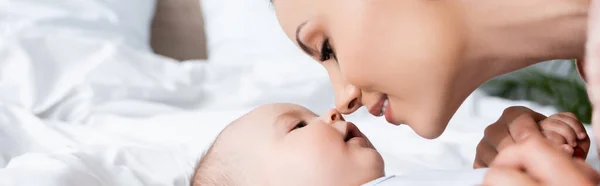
[473,106,590,168]
[537,112,590,159]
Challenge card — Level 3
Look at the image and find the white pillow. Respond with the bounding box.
[199,0,312,64]
[0,0,157,51]
[0,0,158,118]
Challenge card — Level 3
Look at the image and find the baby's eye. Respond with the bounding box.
[292,121,307,131]
[319,39,337,62]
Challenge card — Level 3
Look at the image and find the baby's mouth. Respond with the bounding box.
[344,130,355,142]
[342,122,377,149]
[343,122,373,148]
[344,123,359,142]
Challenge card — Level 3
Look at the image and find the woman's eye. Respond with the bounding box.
[292,121,307,131]
[319,39,336,62]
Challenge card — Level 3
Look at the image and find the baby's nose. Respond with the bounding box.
[321,109,345,124]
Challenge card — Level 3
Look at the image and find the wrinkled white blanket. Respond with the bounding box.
[0,1,597,186]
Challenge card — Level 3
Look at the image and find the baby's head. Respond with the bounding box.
[192,103,384,186]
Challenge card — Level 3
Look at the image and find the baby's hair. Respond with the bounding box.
[191,143,234,186]
[190,119,250,186]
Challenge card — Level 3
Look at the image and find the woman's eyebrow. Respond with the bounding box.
[295,21,315,56]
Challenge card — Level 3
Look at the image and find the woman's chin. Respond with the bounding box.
[386,96,455,139]
[413,127,445,139]
[576,59,587,82]
[403,116,450,139]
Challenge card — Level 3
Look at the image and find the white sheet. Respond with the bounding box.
[0,1,598,186]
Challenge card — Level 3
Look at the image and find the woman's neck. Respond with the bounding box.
[460,0,588,79]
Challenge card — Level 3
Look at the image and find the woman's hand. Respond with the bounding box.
[474,106,590,168]
[483,135,600,186]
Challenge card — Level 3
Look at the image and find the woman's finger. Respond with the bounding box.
[483,122,515,151]
[473,159,486,169]
[474,141,498,168]
[505,110,544,141]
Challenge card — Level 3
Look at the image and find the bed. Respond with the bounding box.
[0,0,597,185]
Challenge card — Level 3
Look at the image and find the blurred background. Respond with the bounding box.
[481,60,591,124]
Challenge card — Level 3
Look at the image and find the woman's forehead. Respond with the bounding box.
[272,0,319,39]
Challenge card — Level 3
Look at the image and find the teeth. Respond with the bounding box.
[380,99,389,116]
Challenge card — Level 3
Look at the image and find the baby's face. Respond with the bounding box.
[229,103,384,185]
[273,0,472,139]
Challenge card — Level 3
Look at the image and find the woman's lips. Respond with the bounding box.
[384,100,394,124]
[367,95,395,125]
[368,95,388,117]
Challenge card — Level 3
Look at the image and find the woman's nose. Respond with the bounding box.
[322,108,345,124]
[335,84,362,114]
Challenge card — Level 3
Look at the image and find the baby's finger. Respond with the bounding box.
[550,113,592,159]
[542,131,574,155]
[542,131,567,145]
[539,118,578,147]
[552,113,587,140]
[557,112,578,120]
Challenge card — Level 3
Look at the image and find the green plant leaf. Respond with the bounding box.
[481,61,591,124]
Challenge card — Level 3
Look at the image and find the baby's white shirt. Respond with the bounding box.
[362,168,488,186]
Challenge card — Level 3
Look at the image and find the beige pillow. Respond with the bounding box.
[150,0,207,61]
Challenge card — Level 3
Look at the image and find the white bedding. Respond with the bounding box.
[0,1,598,186]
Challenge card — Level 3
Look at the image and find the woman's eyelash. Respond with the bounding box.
[319,39,337,62]
[292,121,307,131]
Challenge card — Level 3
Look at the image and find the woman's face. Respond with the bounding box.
[273,0,471,138]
